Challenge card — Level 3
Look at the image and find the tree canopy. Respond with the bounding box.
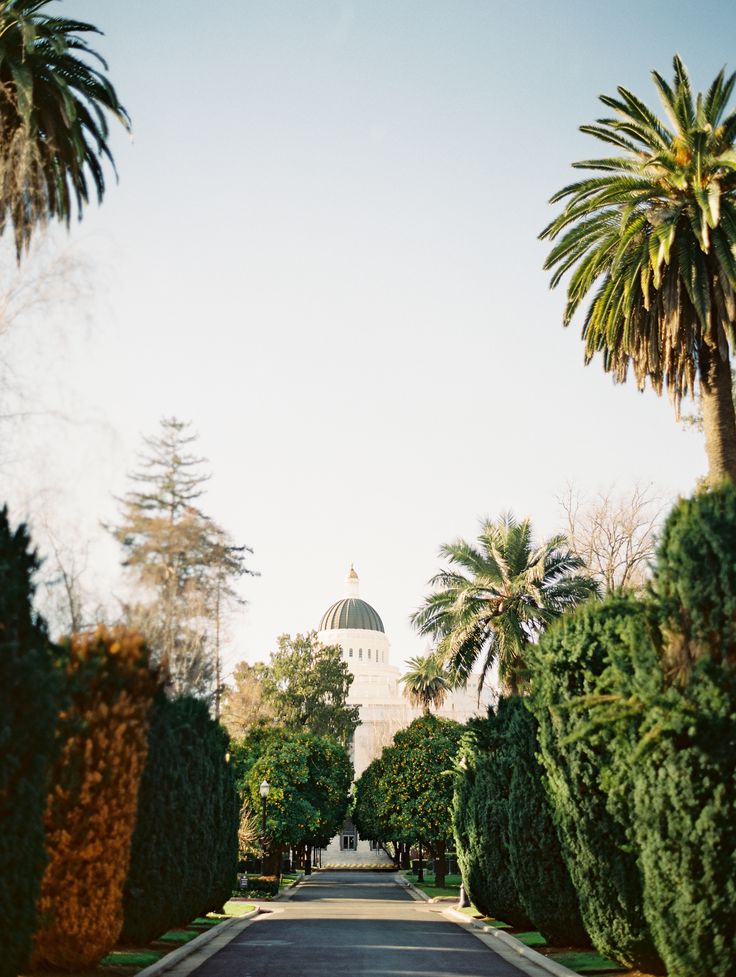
[353,714,463,886]
[109,417,255,700]
[542,56,736,483]
[233,726,352,855]
[0,0,130,255]
[259,632,360,745]
[412,513,598,693]
[400,651,453,714]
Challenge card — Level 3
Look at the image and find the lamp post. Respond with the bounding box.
[259,779,270,875]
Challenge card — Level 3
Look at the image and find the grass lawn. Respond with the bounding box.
[280,872,301,887]
[402,869,462,899]
[222,901,258,916]
[548,950,624,974]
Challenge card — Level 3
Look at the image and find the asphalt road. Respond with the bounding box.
[187,871,530,977]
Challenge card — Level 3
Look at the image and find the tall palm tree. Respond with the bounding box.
[412,514,598,694]
[0,0,129,255]
[400,652,452,714]
[541,56,736,485]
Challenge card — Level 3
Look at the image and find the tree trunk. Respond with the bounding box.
[434,840,447,888]
[263,847,281,878]
[305,845,312,875]
[417,840,424,883]
[700,345,736,484]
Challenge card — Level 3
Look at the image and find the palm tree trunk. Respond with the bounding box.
[700,345,736,484]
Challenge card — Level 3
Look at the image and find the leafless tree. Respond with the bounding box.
[559,484,667,593]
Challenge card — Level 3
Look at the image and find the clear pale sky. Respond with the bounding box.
[2,0,735,678]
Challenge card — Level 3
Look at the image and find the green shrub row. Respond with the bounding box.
[0,510,239,975]
[122,693,239,944]
[454,485,736,977]
[0,510,60,977]
[452,698,585,944]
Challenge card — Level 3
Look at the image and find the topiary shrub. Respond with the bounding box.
[121,694,238,944]
[625,483,736,977]
[529,595,664,973]
[32,627,161,971]
[452,702,531,928]
[506,699,588,946]
[629,660,736,977]
[653,481,736,673]
[0,510,60,977]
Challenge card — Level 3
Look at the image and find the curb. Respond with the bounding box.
[394,873,430,902]
[134,909,260,977]
[443,908,578,977]
[272,873,305,900]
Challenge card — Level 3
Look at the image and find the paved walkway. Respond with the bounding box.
[181,871,541,977]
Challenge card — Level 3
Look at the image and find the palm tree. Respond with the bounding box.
[400,652,452,714]
[412,514,598,694]
[541,56,736,485]
[0,0,129,255]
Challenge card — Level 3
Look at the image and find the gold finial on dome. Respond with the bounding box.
[346,564,360,597]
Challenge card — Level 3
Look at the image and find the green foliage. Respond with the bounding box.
[0,509,59,977]
[260,632,360,744]
[243,876,280,897]
[628,661,736,977]
[233,727,352,851]
[452,721,497,919]
[353,716,462,885]
[110,417,255,700]
[542,57,736,481]
[507,700,588,946]
[352,756,386,843]
[653,481,736,669]
[529,596,664,972]
[379,715,463,848]
[452,704,531,928]
[400,652,452,713]
[122,695,238,944]
[0,0,130,255]
[413,513,598,692]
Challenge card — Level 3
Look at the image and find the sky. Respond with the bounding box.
[2,0,736,679]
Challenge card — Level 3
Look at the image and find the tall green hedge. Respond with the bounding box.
[121,695,238,944]
[653,483,736,664]
[529,595,664,973]
[453,703,531,928]
[506,699,588,946]
[0,510,60,977]
[626,483,736,977]
[629,661,736,977]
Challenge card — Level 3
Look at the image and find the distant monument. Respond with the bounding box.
[316,566,486,866]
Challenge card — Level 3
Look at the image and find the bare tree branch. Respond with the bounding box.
[558,484,667,592]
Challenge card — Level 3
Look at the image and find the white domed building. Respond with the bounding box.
[317,566,487,865]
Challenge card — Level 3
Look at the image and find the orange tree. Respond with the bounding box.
[355,715,463,887]
[233,726,351,874]
[32,627,161,971]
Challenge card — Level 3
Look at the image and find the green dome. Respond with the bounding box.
[319,597,385,633]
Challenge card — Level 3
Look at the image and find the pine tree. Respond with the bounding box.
[109,417,254,700]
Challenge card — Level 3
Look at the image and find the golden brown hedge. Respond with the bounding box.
[32,627,161,971]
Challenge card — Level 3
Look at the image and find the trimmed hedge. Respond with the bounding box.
[0,511,60,977]
[32,628,161,971]
[506,699,588,946]
[453,703,531,928]
[529,596,664,974]
[630,661,736,977]
[122,695,238,944]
